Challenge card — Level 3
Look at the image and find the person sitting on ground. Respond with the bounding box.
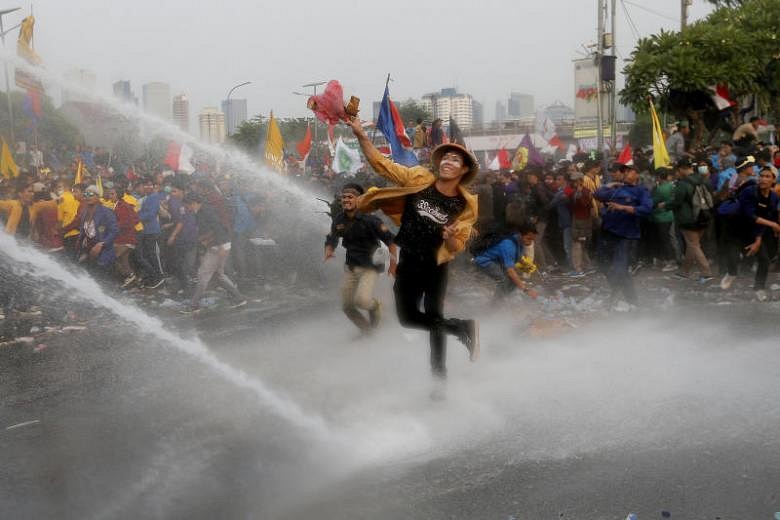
[324,183,398,334]
[76,185,119,278]
[473,221,539,303]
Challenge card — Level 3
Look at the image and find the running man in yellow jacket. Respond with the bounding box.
[346,116,479,396]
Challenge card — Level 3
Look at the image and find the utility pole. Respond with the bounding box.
[302,81,326,143]
[610,0,617,152]
[681,0,692,30]
[596,0,605,154]
[0,7,21,145]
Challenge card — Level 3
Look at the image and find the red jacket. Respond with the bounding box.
[566,186,593,221]
[35,206,63,249]
[114,198,140,246]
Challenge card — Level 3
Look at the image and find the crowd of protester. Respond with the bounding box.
[470,128,780,304]
[1,117,779,322]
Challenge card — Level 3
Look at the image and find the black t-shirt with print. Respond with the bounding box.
[394,184,466,260]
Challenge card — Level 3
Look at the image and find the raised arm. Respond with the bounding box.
[345,116,430,187]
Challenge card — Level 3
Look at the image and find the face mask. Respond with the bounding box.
[697,165,709,175]
[56,189,64,196]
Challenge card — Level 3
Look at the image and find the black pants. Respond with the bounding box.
[597,230,638,304]
[393,251,461,379]
[136,234,164,282]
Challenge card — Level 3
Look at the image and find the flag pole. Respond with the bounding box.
[370,73,391,145]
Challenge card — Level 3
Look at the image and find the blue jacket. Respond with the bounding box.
[79,204,119,266]
[474,236,525,269]
[138,191,162,235]
[228,194,255,234]
[595,183,653,239]
[738,184,779,239]
[551,188,572,229]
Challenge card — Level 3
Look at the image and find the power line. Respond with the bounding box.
[620,0,642,41]
[622,0,678,23]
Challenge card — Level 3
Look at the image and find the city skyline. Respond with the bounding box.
[26,0,714,125]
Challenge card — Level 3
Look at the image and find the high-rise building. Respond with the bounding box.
[112,80,137,105]
[199,107,226,144]
[472,100,484,127]
[173,94,190,132]
[220,98,248,136]
[543,101,575,124]
[62,68,97,104]
[495,101,507,123]
[421,88,477,130]
[142,82,171,121]
[507,92,535,119]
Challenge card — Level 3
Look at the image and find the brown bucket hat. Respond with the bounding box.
[431,143,479,185]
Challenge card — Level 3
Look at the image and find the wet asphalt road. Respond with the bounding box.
[2,271,780,519]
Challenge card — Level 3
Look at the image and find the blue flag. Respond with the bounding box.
[376,85,418,167]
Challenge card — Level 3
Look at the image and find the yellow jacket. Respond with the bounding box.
[357,147,478,265]
[0,199,58,235]
[0,199,22,234]
[57,191,81,238]
[583,174,602,218]
[122,193,144,232]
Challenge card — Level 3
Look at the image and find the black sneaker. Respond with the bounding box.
[460,319,480,362]
[146,278,165,289]
[121,273,137,289]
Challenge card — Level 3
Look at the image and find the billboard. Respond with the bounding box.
[574,58,608,122]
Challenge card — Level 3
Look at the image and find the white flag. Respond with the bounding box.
[334,137,363,176]
[535,111,557,142]
[488,154,500,171]
[179,144,195,174]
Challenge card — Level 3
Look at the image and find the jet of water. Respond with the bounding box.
[0,232,332,439]
[0,49,326,220]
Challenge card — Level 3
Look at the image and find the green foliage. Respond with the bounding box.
[229,115,265,153]
[0,90,82,149]
[705,0,746,6]
[229,115,355,156]
[621,0,780,116]
[628,112,653,148]
[395,99,431,124]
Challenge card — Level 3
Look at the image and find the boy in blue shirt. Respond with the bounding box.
[473,222,540,302]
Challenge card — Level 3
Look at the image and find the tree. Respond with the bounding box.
[621,0,780,147]
[705,0,746,6]
[396,99,431,125]
[229,115,265,153]
[0,90,83,150]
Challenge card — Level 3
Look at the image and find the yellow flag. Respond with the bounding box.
[649,99,670,169]
[263,112,286,173]
[96,174,104,197]
[74,160,84,184]
[0,138,19,179]
[17,15,42,65]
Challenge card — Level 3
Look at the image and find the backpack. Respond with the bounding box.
[691,183,714,225]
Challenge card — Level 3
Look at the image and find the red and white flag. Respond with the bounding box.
[163,142,195,174]
[709,84,736,111]
[617,142,633,166]
[296,124,312,162]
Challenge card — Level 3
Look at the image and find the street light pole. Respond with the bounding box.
[301,81,326,143]
[0,8,21,145]
[224,81,251,136]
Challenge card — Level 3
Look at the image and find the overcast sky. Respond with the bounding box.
[18,0,714,122]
